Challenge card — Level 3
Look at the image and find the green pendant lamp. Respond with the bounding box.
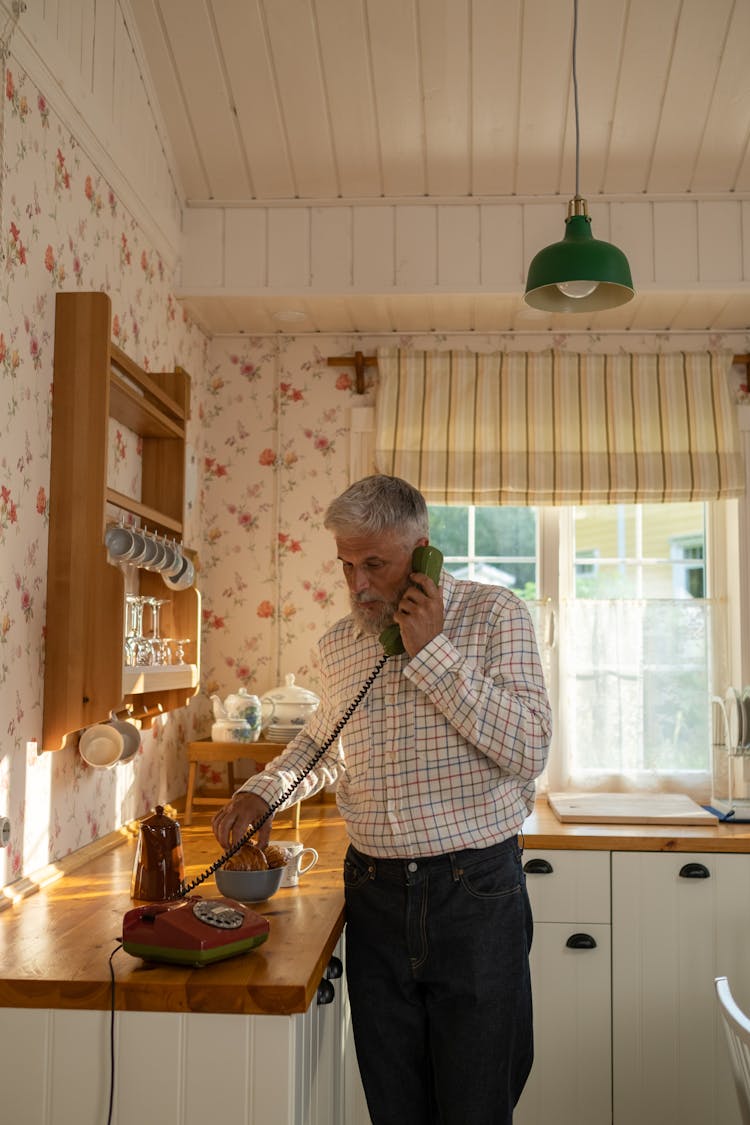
[524,0,634,314]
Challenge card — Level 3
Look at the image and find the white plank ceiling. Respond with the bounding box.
[129,0,750,335]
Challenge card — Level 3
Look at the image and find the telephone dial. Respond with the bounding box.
[121,545,444,965]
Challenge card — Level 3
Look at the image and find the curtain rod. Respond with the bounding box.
[327,351,378,395]
[329,350,750,395]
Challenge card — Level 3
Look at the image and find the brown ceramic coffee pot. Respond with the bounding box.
[130,805,185,901]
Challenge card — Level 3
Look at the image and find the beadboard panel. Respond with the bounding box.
[0,935,370,1125]
[0,997,350,1125]
[180,199,750,299]
[611,851,750,1125]
[268,209,311,289]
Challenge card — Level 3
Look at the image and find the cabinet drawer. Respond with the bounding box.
[523,849,610,923]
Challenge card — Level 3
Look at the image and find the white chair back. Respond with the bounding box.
[716,976,750,1125]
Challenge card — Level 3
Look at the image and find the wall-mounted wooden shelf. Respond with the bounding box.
[104,489,183,535]
[42,291,200,751]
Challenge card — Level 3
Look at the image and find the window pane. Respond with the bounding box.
[428,505,537,600]
[475,508,536,559]
[428,506,469,556]
[574,503,705,600]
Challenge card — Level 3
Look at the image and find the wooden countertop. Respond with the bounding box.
[524,797,750,853]
[3,795,750,1017]
[0,801,350,1017]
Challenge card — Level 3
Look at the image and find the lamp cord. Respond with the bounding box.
[572,0,581,199]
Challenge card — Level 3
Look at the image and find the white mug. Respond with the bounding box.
[273,840,319,887]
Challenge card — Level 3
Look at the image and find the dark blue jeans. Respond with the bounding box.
[344,836,533,1125]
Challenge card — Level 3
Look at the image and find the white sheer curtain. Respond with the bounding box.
[548,596,726,799]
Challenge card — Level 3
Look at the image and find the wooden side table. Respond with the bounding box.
[184,738,300,829]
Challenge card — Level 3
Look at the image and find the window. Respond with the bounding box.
[428,501,722,794]
[670,535,705,598]
[429,506,537,597]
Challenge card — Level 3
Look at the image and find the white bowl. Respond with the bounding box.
[211,720,260,744]
[215,864,284,903]
[79,724,124,769]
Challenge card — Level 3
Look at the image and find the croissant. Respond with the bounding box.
[223,843,268,871]
[264,844,288,869]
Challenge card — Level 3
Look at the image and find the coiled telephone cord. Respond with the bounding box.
[176,652,389,898]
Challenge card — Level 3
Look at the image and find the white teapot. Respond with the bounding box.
[210,687,274,728]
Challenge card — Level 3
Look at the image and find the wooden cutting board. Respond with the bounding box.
[548,792,719,825]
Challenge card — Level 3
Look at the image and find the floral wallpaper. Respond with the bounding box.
[199,338,356,700]
[3,52,750,896]
[0,61,209,889]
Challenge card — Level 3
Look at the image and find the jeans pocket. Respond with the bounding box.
[458,850,523,901]
[343,846,373,890]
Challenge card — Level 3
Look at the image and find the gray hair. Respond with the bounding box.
[324,475,429,541]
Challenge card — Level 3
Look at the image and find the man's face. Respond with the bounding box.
[335,528,425,634]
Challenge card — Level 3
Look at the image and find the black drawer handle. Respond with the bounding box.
[566,933,597,950]
[325,955,343,980]
[523,858,554,875]
[317,978,336,1005]
[679,862,711,879]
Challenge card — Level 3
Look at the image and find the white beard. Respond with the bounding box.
[349,594,399,635]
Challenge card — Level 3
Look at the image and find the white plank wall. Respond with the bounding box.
[6,0,748,336]
[181,199,750,298]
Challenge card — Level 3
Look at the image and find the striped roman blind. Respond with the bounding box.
[374,349,745,505]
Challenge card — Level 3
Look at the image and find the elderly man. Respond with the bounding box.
[214,474,552,1124]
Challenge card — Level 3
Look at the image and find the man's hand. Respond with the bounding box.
[394,572,444,658]
[212,791,273,850]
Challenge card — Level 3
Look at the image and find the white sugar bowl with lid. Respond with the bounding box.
[260,673,320,741]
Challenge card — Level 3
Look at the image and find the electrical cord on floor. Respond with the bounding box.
[107,940,123,1125]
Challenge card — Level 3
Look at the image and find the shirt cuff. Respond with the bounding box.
[237,772,286,807]
[404,632,460,689]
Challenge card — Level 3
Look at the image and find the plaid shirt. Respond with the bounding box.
[242,572,552,857]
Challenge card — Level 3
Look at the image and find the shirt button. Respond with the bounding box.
[407,861,418,873]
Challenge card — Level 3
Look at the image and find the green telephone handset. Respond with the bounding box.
[379,545,444,656]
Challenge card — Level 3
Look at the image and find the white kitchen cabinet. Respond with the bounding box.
[1,944,364,1125]
[515,850,612,1125]
[612,851,750,1125]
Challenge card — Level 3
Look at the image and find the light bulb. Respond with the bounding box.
[556,279,599,299]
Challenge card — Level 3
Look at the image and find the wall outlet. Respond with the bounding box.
[0,817,10,847]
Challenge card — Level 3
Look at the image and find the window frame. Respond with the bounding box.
[429,500,732,796]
